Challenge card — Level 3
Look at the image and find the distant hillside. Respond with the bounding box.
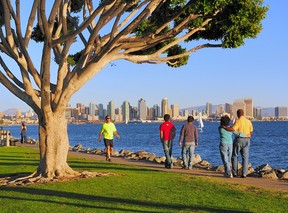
[181,105,275,117]
[3,108,19,115]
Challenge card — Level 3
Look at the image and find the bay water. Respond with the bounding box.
[4,121,288,170]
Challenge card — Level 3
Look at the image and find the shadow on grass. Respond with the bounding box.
[0,187,245,213]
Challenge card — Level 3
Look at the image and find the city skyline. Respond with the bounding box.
[2,96,285,115]
[0,0,287,112]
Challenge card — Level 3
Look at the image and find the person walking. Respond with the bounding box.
[224,109,253,178]
[159,114,176,169]
[20,122,27,144]
[98,115,120,162]
[218,115,246,178]
[178,116,198,170]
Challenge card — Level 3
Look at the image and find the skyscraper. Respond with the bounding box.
[233,98,253,118]
[89,102,95,116]
[275,106,288,119]
[153,104,160,119]
[98,103,104,120]
[122,101,130,122]
[206,102,212,117]
[107,101,115,120]
[161,98,168,117]
[138,98,147,120]
[171,104,180,118]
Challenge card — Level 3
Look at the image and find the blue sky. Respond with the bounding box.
[0,0,287,112]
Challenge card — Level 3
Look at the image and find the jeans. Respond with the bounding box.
[162,140,173,167]
[232,138,250,176]
[219,143,232,176]
[181,142,195,168]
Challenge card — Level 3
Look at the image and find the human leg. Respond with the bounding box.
[187,142,195,169]
[232,139,240,176]
[162,140,172,167]
[181,144,188,168]
[220,143,232,176]
[240,139,250,177]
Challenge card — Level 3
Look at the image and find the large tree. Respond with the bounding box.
[0,0,267,183]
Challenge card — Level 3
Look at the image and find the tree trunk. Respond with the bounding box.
[36,111,77,179]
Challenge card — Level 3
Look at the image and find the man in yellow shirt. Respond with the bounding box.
[98,115,120,162]
[224,109,253,178]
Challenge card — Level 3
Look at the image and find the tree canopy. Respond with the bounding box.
[0,0,268,183]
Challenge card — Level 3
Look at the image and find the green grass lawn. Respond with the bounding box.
[0,147,287,213]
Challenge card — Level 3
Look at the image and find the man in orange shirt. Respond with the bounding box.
[224,109,253,178]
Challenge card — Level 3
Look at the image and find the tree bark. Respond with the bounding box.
[35,111,77,179]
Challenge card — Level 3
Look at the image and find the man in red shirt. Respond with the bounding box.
[159,114,176,169]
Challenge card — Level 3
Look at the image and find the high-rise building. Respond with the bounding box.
[122,101,130,122]
[225,103,233,116]
[216,104,225,116]
[171,104,180,118]
[206,102,212,117]
[161,98,168,117]
[153,104,160,119]
[244,98,253,118]
[107,101,115,120]
[233,98,253,118]
[138,98,147,120]
[253,107,262,120]
[98,104,104,120]
[89,102,95,116]
[275,106,288,119]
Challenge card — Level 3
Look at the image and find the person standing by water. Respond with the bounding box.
[20,122,27,144]
[224,109,253,178]
[159,114,176,169]
[219,115,246,178]
[178,116,198,170]
[98,115,120,162]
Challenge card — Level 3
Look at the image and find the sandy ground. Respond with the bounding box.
[18,143,288,192]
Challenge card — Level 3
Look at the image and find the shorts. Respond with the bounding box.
[104,139,114,147]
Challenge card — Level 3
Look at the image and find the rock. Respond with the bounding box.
[154,156,165,164]
[260,170,278,180]
[277,170,288,179]
[215,165,225,173]
[147,153,157,161]
[194,160,213,170]
[72,143,83,152]
[119,149,132,157]
[193,154,202,165]
[255,164,272,172]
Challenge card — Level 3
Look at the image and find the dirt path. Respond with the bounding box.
[18,143,287,192]
[67,150,288,192]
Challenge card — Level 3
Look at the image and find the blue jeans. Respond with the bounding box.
[181,142,195,168]
[219,143,232,176]
[162,140,173,167]
[232,138,250,176]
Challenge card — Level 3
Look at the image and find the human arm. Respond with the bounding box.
[178,126,184,147]
[97,132,103,142]
[114,131,120,139]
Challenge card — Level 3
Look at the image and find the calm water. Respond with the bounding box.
[3,121,288,170]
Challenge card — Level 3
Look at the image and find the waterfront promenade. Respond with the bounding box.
[18,143,288,192]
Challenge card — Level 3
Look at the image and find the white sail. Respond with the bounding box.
[198,114,204,131]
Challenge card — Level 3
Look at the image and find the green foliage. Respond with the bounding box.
[70,0,84,13]
[167,45,189,68]
[185,0,268,48]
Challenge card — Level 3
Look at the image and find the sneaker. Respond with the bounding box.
[241,175,246,178]
[230,174,233,178]
[181,166,187,169]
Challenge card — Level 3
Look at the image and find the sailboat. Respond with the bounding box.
[198,114,204,132]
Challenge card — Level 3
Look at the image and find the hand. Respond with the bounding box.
[178,141,182,147]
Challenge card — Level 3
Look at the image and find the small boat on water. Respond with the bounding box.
[198,114,204,132]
